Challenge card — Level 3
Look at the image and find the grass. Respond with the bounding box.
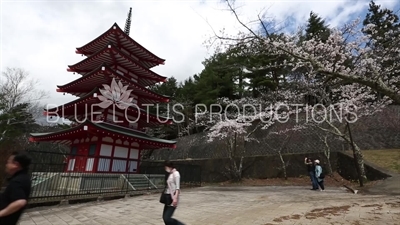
[361,149,400,174]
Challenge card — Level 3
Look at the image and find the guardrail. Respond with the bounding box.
[29,172,165,204]
[1,150,202,205]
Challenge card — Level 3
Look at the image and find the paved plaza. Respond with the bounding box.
[19,186,400,225]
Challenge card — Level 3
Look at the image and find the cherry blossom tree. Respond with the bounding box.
[262,131,294,180]
[315,132,334,175]
[299,81,391,184]
[217,1,400,104]
[204,0,397,185]
[196,69,391,183]
[195,91,302,181]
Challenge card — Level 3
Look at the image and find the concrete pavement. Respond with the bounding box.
[19,186,400,225]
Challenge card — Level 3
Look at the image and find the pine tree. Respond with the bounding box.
[362,0,400,99]
[305,11,330,42]
[363,0,400,47]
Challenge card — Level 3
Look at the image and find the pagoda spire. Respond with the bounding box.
[124,7,132,35]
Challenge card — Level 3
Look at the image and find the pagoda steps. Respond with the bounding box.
[31,172,59,187]
[28,173,165,198]
[124,174,161,190]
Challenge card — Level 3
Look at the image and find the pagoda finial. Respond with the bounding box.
[124,7,132,36]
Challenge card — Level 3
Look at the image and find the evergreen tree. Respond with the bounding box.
[363,0,400,47]
[0,102,35,143]
[304,11,330,42]
[362,0,400,100]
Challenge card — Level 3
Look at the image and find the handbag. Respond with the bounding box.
[159,191,173,205]
[159,188,165,204]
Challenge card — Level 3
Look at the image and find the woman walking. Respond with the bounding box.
[314,159,325,191]
[160,161,185,225]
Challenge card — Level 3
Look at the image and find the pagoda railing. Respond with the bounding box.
[17,150,201,206]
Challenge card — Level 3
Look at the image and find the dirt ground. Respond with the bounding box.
[205,172,378,191]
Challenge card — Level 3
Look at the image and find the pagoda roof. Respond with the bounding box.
[45,87,173,126]
[57,64,169,103]
[68,43,166,86]
[76,23,165,69]
[29,120,176,149]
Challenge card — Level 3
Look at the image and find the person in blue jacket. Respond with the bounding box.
[314,159,325,191]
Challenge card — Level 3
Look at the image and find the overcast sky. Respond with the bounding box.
[1,0,399,107]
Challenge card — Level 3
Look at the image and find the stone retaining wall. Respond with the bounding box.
[151,106,400,161]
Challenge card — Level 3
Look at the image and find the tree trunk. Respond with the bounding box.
[227,133,243,182]
[278,151,287,180]
[323,147,333,175]
[321,136,333,175]
[235,156,244,181]
[325,154,333,175]
[345,122,366,186]
[352,142,367,184]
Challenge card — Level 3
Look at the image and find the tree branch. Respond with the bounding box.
[224,0,262,41]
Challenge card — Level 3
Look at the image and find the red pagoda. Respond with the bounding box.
[29,18,176,174]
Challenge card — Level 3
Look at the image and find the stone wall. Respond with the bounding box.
[143,152,336,183]
[145,151,393,183]
[151,106,400,161]
[336,152,393,181]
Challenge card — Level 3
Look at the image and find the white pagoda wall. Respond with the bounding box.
[96,140,140,173]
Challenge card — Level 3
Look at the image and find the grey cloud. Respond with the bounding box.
[2,0,394,108]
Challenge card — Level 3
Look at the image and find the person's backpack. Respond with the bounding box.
[317,165,325,179]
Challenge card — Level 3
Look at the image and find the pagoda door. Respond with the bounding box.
[74,144,89,172]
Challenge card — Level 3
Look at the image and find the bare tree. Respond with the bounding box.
[1,68,47,109]
[0,67,48,141]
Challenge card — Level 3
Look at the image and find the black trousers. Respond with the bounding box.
[163,205,185,225]
[317,180,325,190]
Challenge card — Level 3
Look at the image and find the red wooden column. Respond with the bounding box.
[64,144,74,172]
[136,145,142,174]
[93,135,102,173]
[137,98,141,131]
[126,144,131,173]
[109,139,116,173]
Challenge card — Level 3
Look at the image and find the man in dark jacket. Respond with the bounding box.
[0,151,32,225]
[305,157,318,190]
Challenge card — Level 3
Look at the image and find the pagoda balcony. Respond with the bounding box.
[29,120,176,174]
[56,64,169,104]
[29,120,176,149]
[68,42,166,87]
[75,23,165,69]
[44,88,173,127]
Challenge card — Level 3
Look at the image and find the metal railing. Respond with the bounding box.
[140,163,202,187]
[0,150,202,204]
